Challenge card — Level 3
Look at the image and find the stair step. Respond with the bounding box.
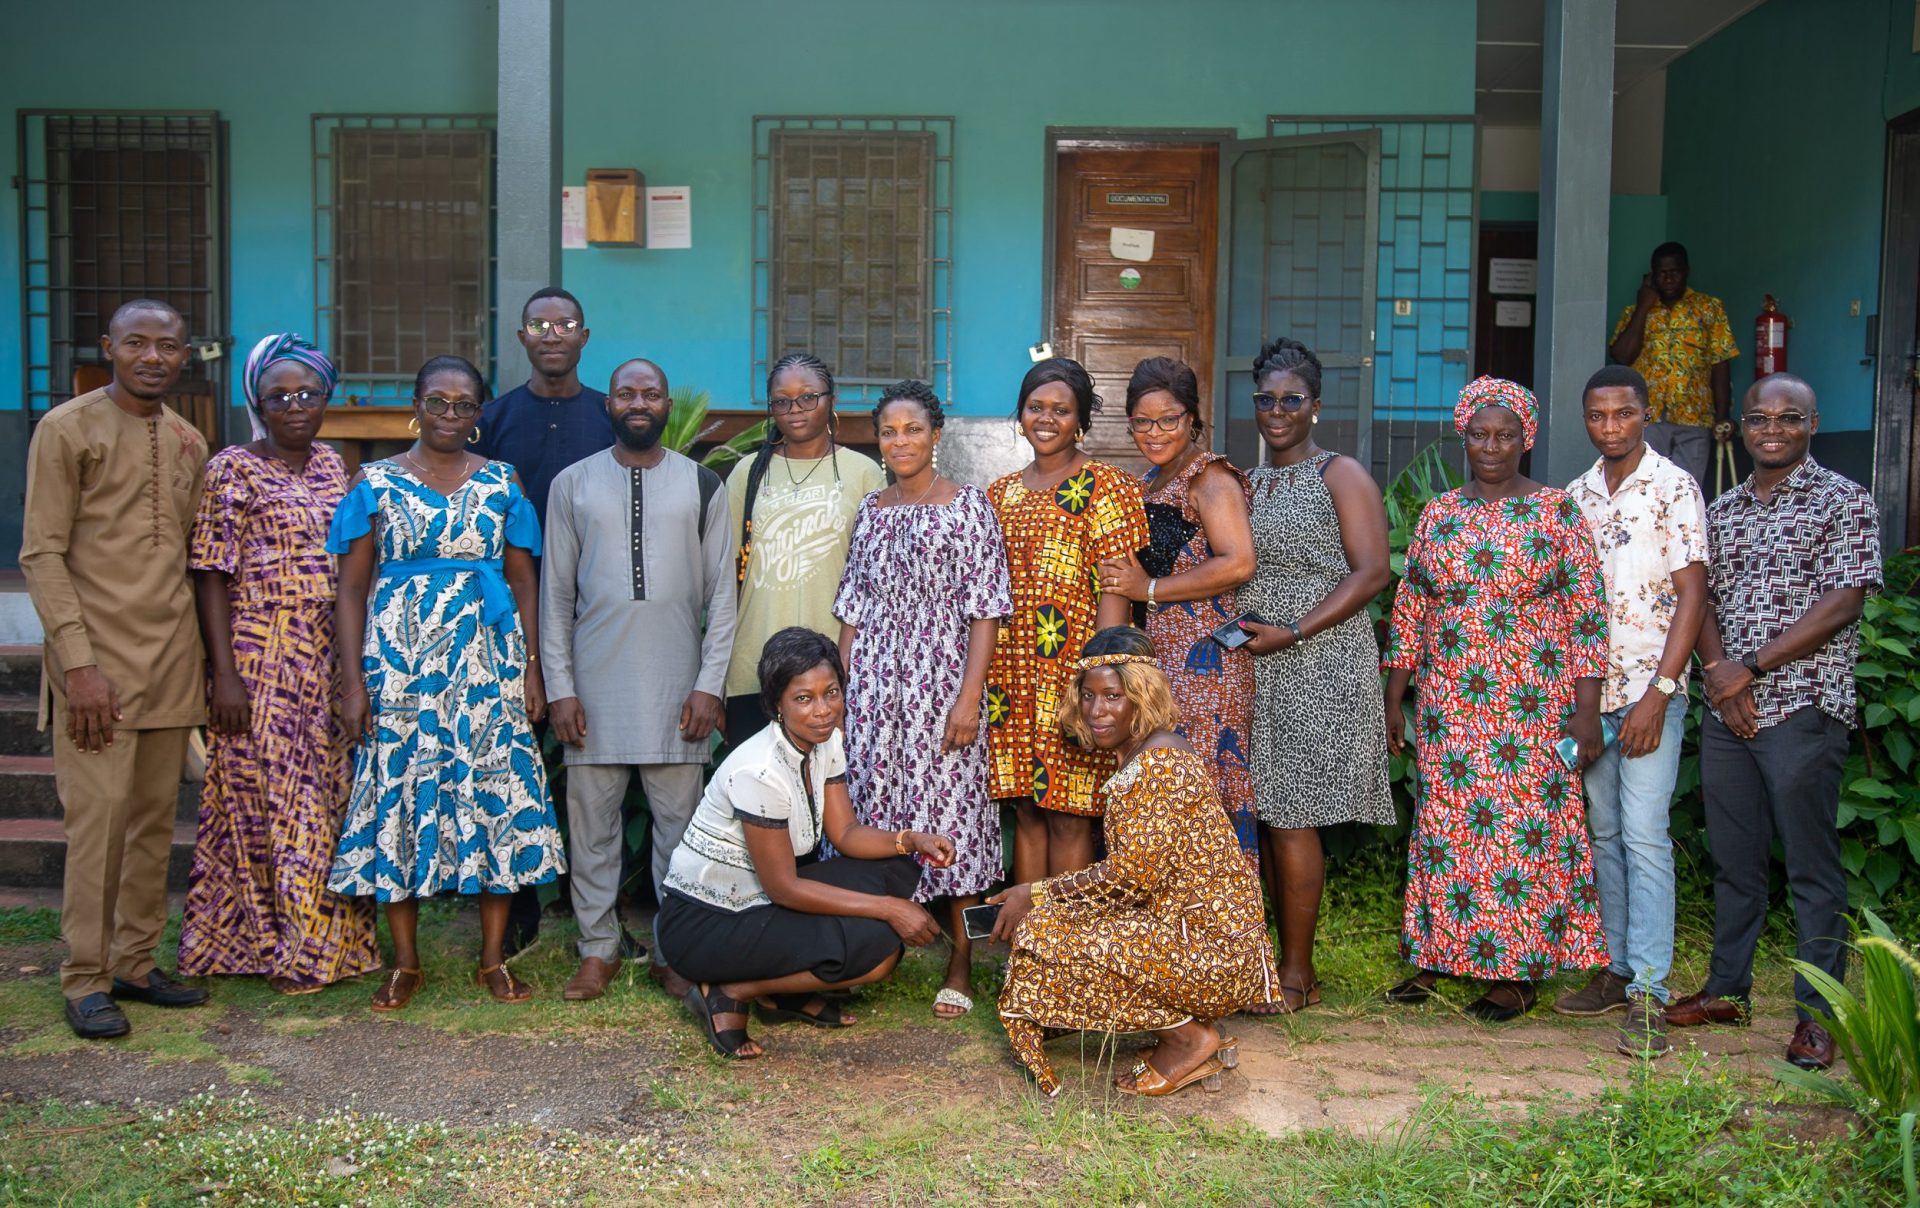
[0,692,47,756]
[0,646,41,697]
[0,817,196,891]
[0,755,199,822]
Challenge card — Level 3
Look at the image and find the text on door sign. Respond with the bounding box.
[1106,192,1170,205]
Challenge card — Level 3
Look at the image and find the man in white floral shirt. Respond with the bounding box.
[1554,365,1707,1060]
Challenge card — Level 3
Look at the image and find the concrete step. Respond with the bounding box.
[0,692,47,756]
[0,816,195,892]
[0,754,199,822]
[0,646,41,697]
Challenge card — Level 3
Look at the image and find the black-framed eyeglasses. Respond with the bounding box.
[769,392,830,415]
[1252,392,1313,413]
[420,395,482,418]
[1126,414,1190,434]
[1740,412,1810,431]
[523,317,582,337]
[259,388,329,412]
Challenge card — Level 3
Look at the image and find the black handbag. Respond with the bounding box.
[1139,500,1198,580]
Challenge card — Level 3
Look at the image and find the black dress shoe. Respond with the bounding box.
[65,992,131,1039]
[110,969,209,1008]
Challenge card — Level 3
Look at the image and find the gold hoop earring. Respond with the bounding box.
[407,416,421,435]
[1076,427,1088,444]
[468,426,481,445]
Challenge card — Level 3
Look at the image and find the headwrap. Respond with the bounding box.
[1074,652,1159,673]
[1453,376,1538,449]
[242,332,338,439]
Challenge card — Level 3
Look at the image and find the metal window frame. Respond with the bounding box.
[312,113,497,404]
[751,115,953,403]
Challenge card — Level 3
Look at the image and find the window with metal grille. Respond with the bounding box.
[313,115,495,403]
[752,117,952,403]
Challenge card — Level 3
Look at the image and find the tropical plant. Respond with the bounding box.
[1773,909,1920,1206]
[1838,550,1920,907]
[662,385,768,471]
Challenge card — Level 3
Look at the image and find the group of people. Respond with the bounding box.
[18,264,1877,1096]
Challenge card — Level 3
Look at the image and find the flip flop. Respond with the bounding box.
[685,983,759,1058]
[932,988,974,1019]
[756,992,854,1028]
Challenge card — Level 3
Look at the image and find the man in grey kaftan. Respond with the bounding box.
[542,360,735,999]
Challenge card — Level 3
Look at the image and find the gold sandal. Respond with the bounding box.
[474,962,532,1003]
[1115,1056,1224,1097]
[371,967,423,1011]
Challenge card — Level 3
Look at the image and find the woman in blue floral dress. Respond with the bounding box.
[327,355,564,1010]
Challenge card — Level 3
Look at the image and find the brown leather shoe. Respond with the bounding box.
[1663,988,1750,1028]
[563,955,622,1002]
[1787,1020,1836,1070]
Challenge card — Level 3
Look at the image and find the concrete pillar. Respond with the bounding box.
[494,0,564,389]
[1532,0,1615,487]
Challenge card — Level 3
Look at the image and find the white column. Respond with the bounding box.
[494,0,564,390]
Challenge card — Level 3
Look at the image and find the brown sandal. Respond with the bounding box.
[269,975,327,997]
[371,967,423,1011]
[1116,1056,1224,1097]
[474,962,532,1003]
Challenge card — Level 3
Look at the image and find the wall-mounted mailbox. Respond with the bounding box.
[586,168,643,246]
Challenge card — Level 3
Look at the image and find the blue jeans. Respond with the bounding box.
[1583,693,1685,1002]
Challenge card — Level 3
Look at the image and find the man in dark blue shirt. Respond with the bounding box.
[475,285,614,955]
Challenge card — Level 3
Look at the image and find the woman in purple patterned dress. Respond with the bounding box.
[834,380,1012,1019]
[179,334,379,992]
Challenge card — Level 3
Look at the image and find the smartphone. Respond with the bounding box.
[1210,612,1271,651]
[962,903,1002,940]
[1556,717,1621,769]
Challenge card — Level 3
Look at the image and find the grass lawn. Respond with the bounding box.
[0,856,1911,1206]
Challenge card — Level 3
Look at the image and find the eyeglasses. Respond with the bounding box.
[1126,414,1190,434]
[769,392,830,415]
[1253,392,1313,413]
[420,395,482,418]
[259,388,328,412]
[523,317,582,337]
[1740,412,1810,431]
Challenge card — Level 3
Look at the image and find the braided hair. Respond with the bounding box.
[738,353,840,585]
[872,378,945,430]
[1252,337,1322,398]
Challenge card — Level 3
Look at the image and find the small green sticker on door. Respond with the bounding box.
[1119,267,1142,290]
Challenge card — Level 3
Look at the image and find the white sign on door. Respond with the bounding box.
[1494,300,1533,328]
[1488,257,1538,295]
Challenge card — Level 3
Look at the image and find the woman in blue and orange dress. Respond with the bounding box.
[986,358,1148,880]
[1382,377,1610,1021]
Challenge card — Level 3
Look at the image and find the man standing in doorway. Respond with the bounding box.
[20,299,213,1038]
[1608,241,1739,490]
[542,359,734,1002]
[1555,365,1707,1061]
[475,285,615,954]
[1668,373,1880,1073]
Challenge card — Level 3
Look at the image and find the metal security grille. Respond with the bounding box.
[753,117,952,403]
[313,115,494,404]
[16,110,227,441]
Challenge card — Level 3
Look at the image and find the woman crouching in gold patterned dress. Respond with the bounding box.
[988,626,1278,1097]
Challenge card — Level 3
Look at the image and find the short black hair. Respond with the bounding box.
[758,626,845,720]
[1125,357,1203,439]
[609,357,668,394]
[1012,357,1099,432]
[1082,625,1156,660]
[107,298,184,337]
[873,378,945,431]
[1650,242,1689,270]
[522,286,584,323]
[1252,337,1323,398]
[1582,364,1649,407]
[413,354,490,402]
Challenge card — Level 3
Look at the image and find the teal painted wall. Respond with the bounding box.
[559,0,1476,414]
[1664,0,1920,433]
[1476,190,1669,348]
[0,0,498,415]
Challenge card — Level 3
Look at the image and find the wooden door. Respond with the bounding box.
[1475,223,1537,386]
[1051,143,1218,469]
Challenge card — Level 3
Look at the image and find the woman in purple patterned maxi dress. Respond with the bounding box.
[835,380,1013,1019]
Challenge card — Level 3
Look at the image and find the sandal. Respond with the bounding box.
[1115,1055,1225,1097]
[474,962,532,1004]
[686,983,759,1058]
[371,967,422,1011]
[932,988,974,1019]
[1273,981,1322,1016]
[1386,974,1440,1005]
[269,975,327,997]
[1145,1034,1240,1070]
[756,992,854,1028]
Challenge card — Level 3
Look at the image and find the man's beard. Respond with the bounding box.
[616,418,663,452]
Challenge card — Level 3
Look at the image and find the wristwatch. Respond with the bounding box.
[1650,674,1683,699]
[1740,651,1767,679]
[1146,578,1159,613]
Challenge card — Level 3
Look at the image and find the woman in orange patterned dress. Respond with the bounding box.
[986,359,1148,878]
[989,627,1277,1098]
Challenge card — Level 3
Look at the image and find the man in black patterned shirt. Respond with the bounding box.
[1666,373,1881,1073]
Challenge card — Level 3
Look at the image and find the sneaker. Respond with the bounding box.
[1615,992,1671,1059]
[1552,968,1632,1016]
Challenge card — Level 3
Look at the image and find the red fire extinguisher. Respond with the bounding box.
[1754,295,1790,378]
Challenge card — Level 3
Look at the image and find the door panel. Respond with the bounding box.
[1216,133,1379,475]
[1052,143,1219,469]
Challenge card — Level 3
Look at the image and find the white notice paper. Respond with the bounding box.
[1495,300,1533,328]
[560,186,586,250]
[1110,227,1155,262]
[646,186,692,249]
[1488,257,1538,295]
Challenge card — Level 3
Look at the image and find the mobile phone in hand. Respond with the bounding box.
[1555,717,1620,769]
[962,903,1002,940]
[1209,612,1270,651]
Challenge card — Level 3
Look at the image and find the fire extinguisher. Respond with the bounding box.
[1754,295,1790,378]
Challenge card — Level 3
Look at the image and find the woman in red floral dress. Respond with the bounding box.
[1382,378,1610,1021]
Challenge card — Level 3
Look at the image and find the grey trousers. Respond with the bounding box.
[1700,707,1851,1019]
[1645,422,1711,489]
[565,762,704,960]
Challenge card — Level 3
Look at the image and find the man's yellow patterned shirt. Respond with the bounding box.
[1612,288,1739,427]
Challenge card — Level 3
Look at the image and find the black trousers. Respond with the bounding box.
[654,855,922,986]
[1700,706,1851,1019]
[725,693,770,747]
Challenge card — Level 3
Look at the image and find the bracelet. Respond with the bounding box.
[526,653,539,664]
[1146,578,1158,612]
[1286,621,1304,644]
[1030,878,1049,908]
[894,829,910,855]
